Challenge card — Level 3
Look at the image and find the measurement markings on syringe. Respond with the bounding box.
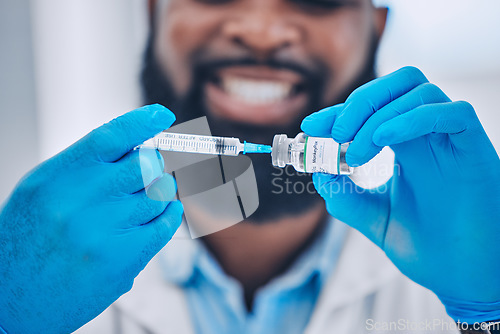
[148,133,242,156]
[139,131,272,157]
[215,138,225,155]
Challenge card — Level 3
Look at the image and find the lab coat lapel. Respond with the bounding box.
[114,253,195,334]
[305,227,401,332]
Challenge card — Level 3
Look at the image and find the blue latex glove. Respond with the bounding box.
[301,67,500,323]
[0,104,183,333]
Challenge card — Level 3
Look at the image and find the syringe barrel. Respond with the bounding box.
[138,132,243,156]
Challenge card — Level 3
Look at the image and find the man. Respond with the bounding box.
[0,0,499,333]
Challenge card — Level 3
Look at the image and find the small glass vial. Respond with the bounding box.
[271,133,352,175]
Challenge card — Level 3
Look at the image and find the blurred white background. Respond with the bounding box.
[1,0,499,201]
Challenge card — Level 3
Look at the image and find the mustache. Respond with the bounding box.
[192,55,327,86]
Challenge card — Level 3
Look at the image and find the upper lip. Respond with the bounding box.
[215,65,303,84]
[196,55,320,91]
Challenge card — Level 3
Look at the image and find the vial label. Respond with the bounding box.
[303,137,340,174]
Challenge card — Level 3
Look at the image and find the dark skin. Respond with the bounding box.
[149,0,387,309]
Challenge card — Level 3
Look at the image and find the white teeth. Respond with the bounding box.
[221,77,293,104]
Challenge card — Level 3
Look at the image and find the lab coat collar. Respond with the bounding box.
[155,221,399,306]
[158,218,348,291]
[114,222,400,334]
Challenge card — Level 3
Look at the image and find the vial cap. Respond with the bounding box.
[271,134,291,168]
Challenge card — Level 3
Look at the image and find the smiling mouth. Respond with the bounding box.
[220,76,296,104]
[204,66,309,125]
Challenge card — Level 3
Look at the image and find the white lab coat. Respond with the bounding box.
[76,227,459,334]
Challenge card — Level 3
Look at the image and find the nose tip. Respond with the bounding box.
[222,16,301,57]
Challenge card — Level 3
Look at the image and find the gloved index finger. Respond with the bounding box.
[301,104,344,137]
[331,66,429,143]
[72,104,176,163]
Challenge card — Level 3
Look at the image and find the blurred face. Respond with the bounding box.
[151,0,386,129]
[143,0,387,222]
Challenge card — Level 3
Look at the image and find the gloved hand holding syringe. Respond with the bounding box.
[138,132,353,175]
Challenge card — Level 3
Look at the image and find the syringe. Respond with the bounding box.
[138,132,272,156]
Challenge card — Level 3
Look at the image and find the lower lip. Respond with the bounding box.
[204,82,308,126]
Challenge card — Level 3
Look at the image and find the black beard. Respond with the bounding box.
[140,32,379,223]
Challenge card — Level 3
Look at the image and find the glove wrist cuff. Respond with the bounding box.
[439,295,500,323]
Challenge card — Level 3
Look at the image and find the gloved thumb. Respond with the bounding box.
[66,104,176,164]
[313,173,390,247]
